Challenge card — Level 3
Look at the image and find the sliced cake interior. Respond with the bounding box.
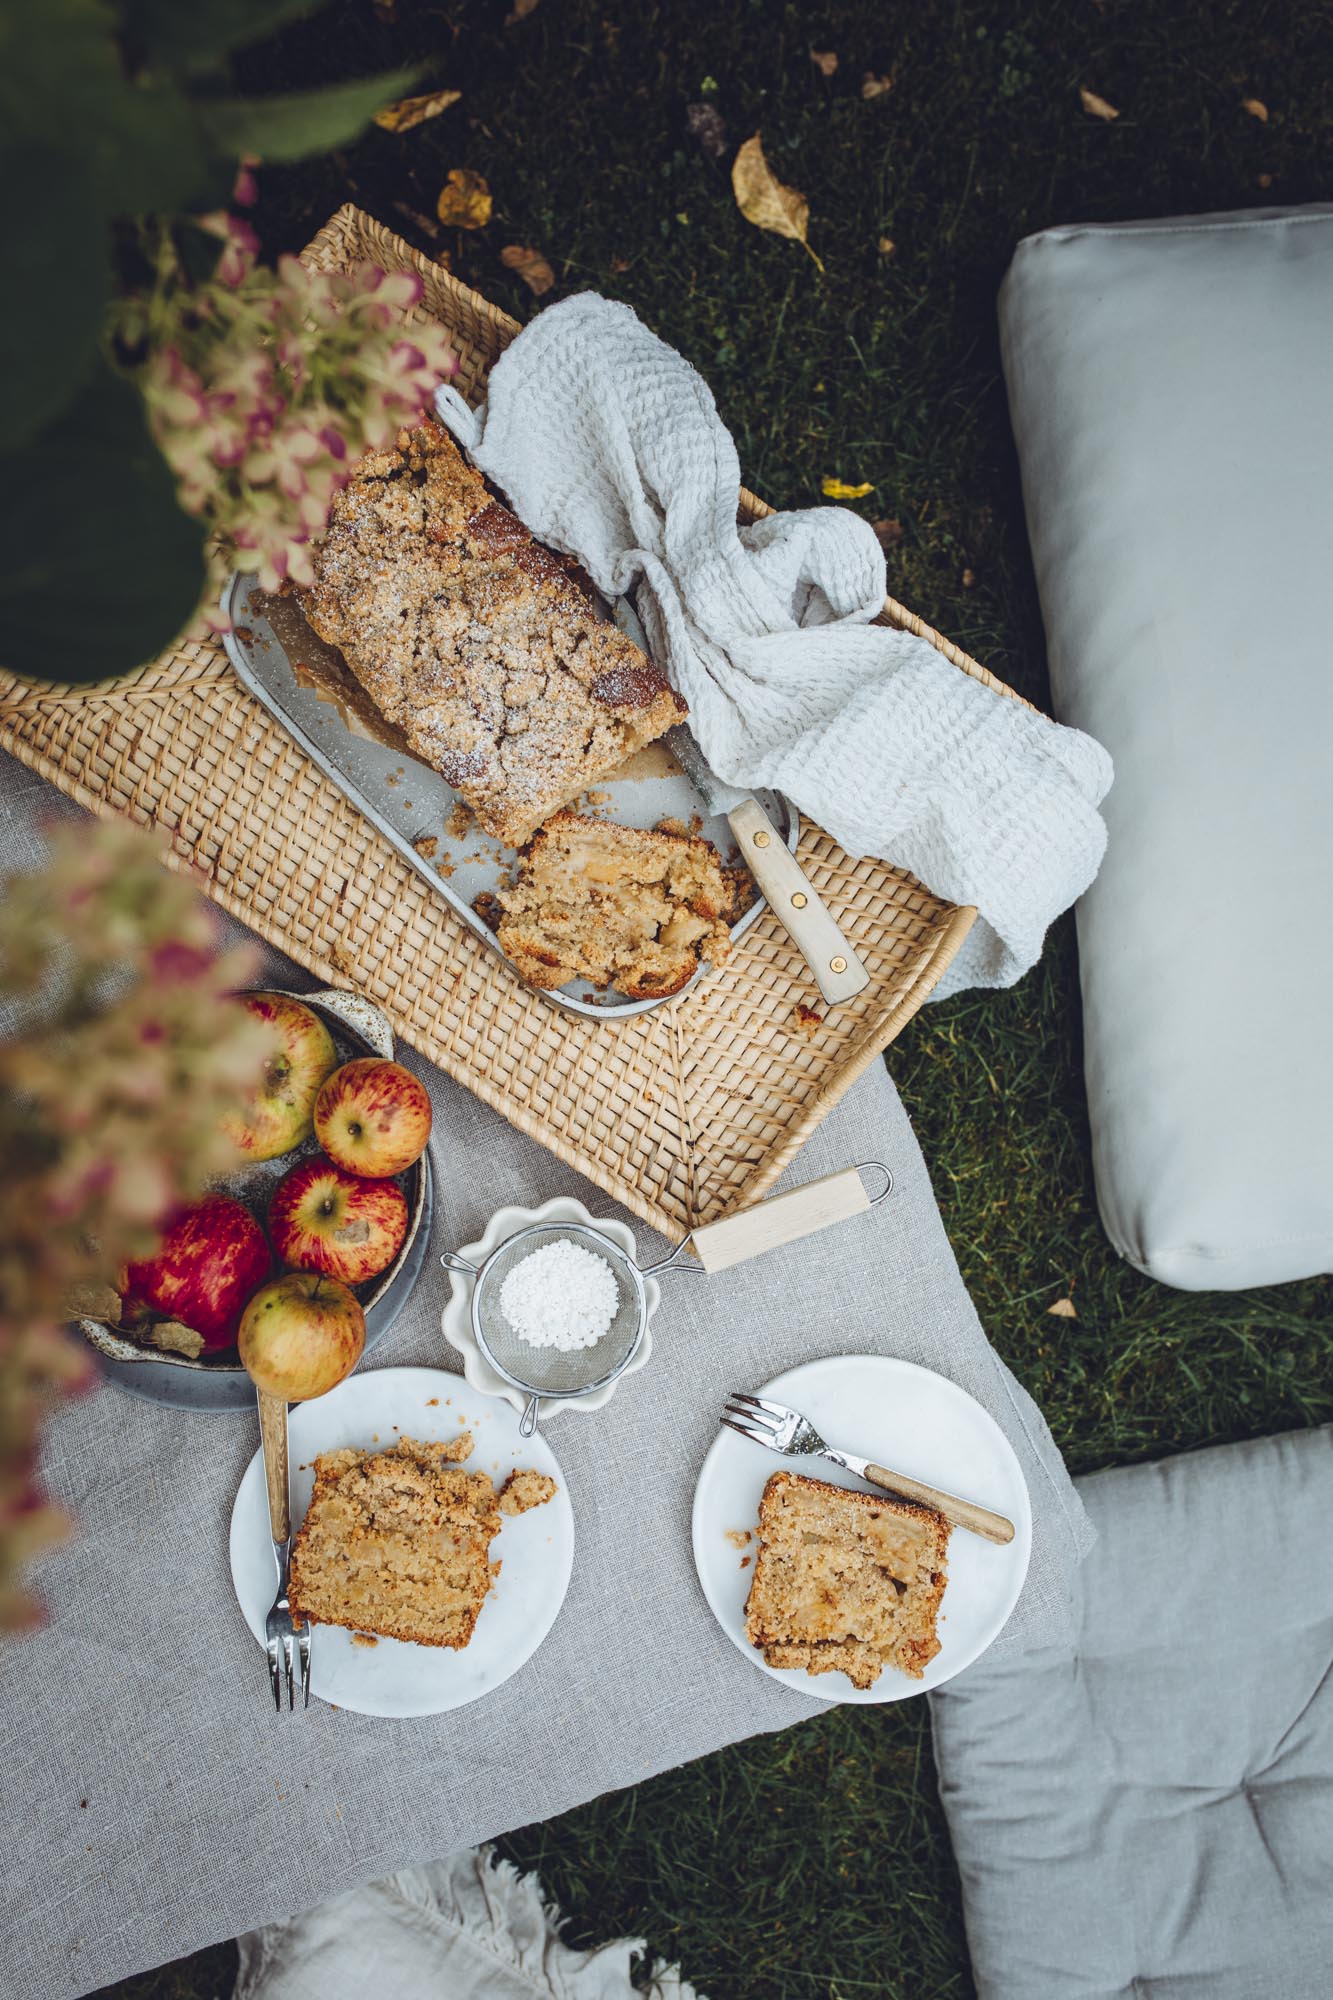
[744,1470,949,1688]
[289,1434,500,1650]
[491,812,736,999]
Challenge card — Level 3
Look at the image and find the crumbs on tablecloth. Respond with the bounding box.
[446,800,474,839]
[794,1003,823,1037]
[414,835,438,860]
[740,1555,752,1567]
[351,1633,379,1648]
[426,1397,439,1406]
[724,1528,752,1549]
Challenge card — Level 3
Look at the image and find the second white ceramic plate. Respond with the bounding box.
[692,1354,1032,1703]
[230,1366,574,1717]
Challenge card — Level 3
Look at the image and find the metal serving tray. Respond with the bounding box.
[220,572,798,1019]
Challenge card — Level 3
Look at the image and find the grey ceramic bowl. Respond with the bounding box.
[78,987,433,1412]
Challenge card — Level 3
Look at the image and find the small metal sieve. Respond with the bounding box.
[442,1220,697,1435]
[443,1163,893,1434]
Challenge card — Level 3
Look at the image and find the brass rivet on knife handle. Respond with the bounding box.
[726,797,871,1007]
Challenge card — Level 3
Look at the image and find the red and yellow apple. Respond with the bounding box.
[220,992,339,1163]
[238,1271,366,1400]
[268,1155,408,1285]
[123,1195,270,1351]
[313,1058,432,1179]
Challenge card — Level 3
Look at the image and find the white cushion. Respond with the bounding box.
[999,209,1333,1289]
[930,1426,1333,2000]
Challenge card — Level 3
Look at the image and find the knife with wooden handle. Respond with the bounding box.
[664,723,870,1006]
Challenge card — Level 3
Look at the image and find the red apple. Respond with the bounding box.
[238,1272,366,1401]
[123,1195,270,1351]
[221,992,339,1163]
[269,1155,408,1285]
[313,1059,432,1179]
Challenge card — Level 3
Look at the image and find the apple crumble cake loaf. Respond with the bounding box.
[295,420,685,845]
[489,812,736,999]
[290,1436,495,1649]
[744,1471,949,1688]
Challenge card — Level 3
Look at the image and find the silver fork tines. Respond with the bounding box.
[723,1392,821,1457]
[265,1590,310,1711]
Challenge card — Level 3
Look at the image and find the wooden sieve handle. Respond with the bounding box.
[257,1389,290,1546]
[688,1164,887,1274]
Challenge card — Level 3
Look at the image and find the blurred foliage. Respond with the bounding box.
[0,822,265,1628]
[0,0,424,684]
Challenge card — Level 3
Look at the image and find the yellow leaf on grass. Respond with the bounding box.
[861,71,895,101]
[810,48,838,77]
[732,134,823,271]
[436,168,493,229]
[822,477,874,500]
[1047,1297,1078,1319]
[1079,86,1120,121]
[501,243,555,296]
[374,87,462,133]
[877,234,896,256]
[1242,96,1269,121]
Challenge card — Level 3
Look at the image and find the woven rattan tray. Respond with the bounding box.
[0,205,1023,1241]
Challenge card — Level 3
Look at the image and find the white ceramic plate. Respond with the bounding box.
[692,1355,1032,1704]
[230,1366,574,1717]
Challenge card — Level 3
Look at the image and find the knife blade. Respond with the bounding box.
[664,723,870,1007]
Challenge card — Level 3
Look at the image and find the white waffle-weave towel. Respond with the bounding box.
[435,294,1112,996]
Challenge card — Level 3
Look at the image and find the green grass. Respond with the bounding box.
[94,2,1333,1994]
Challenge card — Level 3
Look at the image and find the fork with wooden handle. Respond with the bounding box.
[257,1389,312,1709]
[722,1391,1015,1545]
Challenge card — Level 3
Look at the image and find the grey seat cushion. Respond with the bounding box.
[930,1425,1333,1999]
[999,209,1333,1289]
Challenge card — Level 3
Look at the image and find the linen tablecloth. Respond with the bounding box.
[0,750,1092,1998]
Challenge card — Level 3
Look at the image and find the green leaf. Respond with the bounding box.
[0,363,207,685]
[0,149,109,452]
[120,0,327,70]
[0,0,210,217]
[198,66,420,163]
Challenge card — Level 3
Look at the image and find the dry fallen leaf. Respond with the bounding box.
[1242,96,1269,122]
[1258,172,1275,189]
[810,48,838,77]
[501,243,555,295]
[609,254,631,273]
[877,234,896,256]
[1079,86,1120,121]
[1047,1297,1078,1319]
[732,134,823,270]
[62,1281,124,1323]
[686,100,729,162]
[374,87,462,133]
[871,517,904,548]
[961,567,977,588]
[140,1318,207,1358]
[821,476,874,500]
[861,71,895,100]
[436,167,493,229]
